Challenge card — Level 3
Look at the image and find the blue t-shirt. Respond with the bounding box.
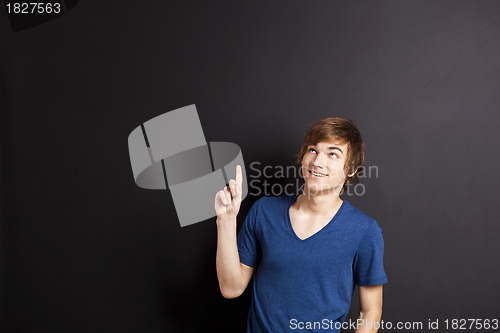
[237,194,388,333]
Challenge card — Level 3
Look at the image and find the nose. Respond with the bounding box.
[312,153,326,168]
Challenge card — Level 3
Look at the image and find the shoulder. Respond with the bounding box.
[343,201,382,234]
[255,194,295,210]
[242,195,293,232]
[246,194,295,218]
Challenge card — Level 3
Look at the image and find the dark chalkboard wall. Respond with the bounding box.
[2,1,500,332]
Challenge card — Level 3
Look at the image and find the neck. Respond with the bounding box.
[294,188,343,218]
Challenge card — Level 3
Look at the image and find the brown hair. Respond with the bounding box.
[295,117,365,189]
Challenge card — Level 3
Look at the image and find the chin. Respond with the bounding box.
[304,183,329,194]
[305,181,340,194]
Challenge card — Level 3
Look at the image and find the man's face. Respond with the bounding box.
[300,140,352,196]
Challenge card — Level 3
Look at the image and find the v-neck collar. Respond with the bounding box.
[286,193,348,242]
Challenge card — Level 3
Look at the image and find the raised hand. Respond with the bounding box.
[215,165,243,218]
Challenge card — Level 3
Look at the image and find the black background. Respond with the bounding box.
[2,1,500,332]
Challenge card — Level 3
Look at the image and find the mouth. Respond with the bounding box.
[308,169,328,178]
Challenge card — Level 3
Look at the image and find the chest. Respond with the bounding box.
[255,212,360,273]
[289,209,334,241]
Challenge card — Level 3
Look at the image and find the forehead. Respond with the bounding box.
[312,140,348,150]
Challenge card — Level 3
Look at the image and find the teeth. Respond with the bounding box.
[310,170,326,177]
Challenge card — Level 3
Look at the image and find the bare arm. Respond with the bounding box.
[354,285,384,333]
[216,215,255,298]
[215,165,255,299]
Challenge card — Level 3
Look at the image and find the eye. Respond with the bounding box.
[329,152,338,158]
[308,148,316,153]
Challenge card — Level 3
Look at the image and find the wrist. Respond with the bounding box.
[216,214,237,227]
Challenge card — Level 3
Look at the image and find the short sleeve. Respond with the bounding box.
[237,199,261,267]
[353,220,388,286]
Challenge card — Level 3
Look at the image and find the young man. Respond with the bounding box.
[215,117,387,333]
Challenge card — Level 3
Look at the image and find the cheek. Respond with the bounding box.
[301,155,313,166]
[327,161,347,175]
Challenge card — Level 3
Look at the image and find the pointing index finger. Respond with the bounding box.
[236,164,242,186]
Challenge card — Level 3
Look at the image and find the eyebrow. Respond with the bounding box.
[312,144,343,154]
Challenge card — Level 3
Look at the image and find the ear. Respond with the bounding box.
[347,167,358,178]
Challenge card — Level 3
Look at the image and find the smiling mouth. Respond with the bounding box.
[308,169,327,177]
